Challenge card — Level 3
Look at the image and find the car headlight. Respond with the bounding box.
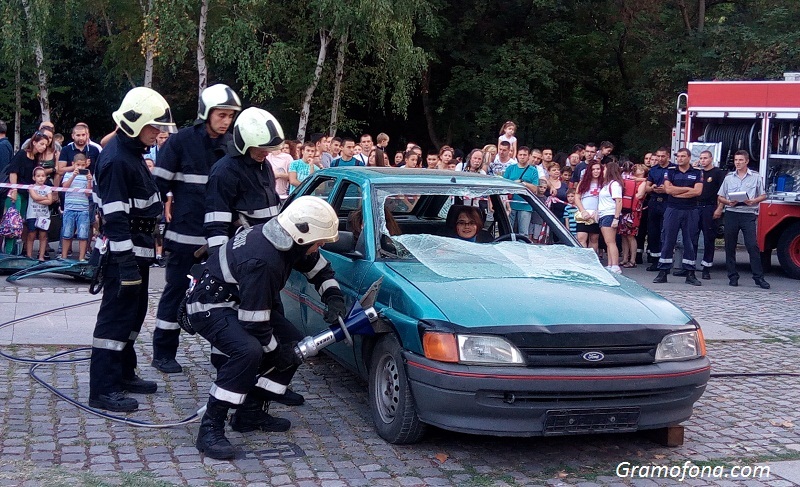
[655,330,706,362]
[423,332,524,365]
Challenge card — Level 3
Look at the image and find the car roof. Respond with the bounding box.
[318,167,523,189]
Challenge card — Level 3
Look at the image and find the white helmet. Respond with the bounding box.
[112,87,177,137]
[198,84,242,120]
[232,107,284,155]
[277,196,339,246]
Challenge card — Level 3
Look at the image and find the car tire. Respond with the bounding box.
[368,334,427,444]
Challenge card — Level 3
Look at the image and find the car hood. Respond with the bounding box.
[385,261,691,328]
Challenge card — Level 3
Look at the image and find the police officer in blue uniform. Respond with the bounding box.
[189,196,346,459]
[150,84,242,374]
[644,147,674,271]
[89,87,177,412]
[653,148,704,286]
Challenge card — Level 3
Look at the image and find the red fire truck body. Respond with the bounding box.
[674,79,800,279]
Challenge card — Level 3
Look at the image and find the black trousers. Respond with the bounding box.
[659,207,700,271]
[153,251,198,360]
[724,211,763,280]
[197,302,304,404]
[646,198,666,262]
[694,204,719,269]
[89,260,150,399]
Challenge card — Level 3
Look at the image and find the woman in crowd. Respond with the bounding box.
[393,151,404,167]
[401,150,420,168]
[439,146,455,170]
[597,161,624,273]
[368,148,387,167]
[4,131,50,254]
[481,144,497,173]
[619,164,648,267]
[38,127,60,184]
[544,163,568,220]
[574,160,603,253]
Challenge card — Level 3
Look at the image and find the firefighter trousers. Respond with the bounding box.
[89,260,151,399]
[658,207,700,271]
[153,251,198,360]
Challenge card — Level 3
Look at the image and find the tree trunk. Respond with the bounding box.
[676,0,692,34]
[298,29,331,142]
[140,0,155,88]
[20,0,50,122]
[329,31,348,137]
[421,66,443,149]
[197,0,209,100]
[697,0,706,34]
[14,62,21,150]
[143,44,155,87]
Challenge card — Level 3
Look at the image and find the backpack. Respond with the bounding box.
[0,205,23,238]
[620,178,638,213]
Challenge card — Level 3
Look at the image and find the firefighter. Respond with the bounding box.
[188,196,347,459]
[203,106,284,250]
[203,107,312,406]
[88,87,176,412]
[150,84,242,374]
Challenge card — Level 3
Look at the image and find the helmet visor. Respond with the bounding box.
[149,123,178,134]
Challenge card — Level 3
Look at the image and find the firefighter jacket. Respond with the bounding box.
[186,223,341,351]
[93,132,163,260]
[203,149,281,248]
[151,123,230,252]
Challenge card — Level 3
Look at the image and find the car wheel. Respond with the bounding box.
[368,334,427,444]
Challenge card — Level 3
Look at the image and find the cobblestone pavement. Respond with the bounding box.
[0,279,799,486]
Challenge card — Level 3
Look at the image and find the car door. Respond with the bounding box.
[304,179,372,371]
[281,176,338,334]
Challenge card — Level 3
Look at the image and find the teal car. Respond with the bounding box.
[281,168,710,444]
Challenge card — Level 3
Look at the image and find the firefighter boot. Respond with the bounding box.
[229,396,291,433]
[652,270,668,283]
[685,270,702,286]
[196,396,237,460]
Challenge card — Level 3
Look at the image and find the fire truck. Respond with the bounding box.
[672,75,800,279]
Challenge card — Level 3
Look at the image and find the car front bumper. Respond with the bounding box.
[403,352,710,437]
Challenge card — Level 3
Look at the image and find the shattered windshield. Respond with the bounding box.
[392,234,619,286]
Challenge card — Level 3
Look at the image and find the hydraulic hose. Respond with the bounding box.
[0,292,202,427]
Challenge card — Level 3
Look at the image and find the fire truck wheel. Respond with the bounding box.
[776,221,800,280]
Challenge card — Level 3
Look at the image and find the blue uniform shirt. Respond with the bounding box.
[666,166,702,209]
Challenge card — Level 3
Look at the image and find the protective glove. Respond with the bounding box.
[323,292,346,325]
[116,252,142,298]
[266,341,303,372]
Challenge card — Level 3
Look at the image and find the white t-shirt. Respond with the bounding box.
[579,181,600,214]
[499,134,517,146]
[27,186,52,219]
[597,180,622,218]
[534,163,546,180]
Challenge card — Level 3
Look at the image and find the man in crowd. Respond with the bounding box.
[330,138,364,167]
[503,145,539,236]
[0,120,12,171]
[89,87,176,412]
[716,150,769,289]
[644,147,673,270]
[569,142,597,186]
[359,134,374,162]
[58,123,102,184]
[653,148,703,286]
[490,140,515,176]
[150,84,241,374]
[329,136,342,160]
[530,148,546,180]
[694,150,724,279]
[147,130,171,162]
[426,151,440,169]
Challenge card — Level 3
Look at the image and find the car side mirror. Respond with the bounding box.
[324,231,362,258]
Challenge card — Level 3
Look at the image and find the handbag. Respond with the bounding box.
[35,216,51,231]
[574,210,596,225]
[0,206,24,238]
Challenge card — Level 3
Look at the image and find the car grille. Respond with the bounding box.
[520,345,656,367]
[479,385,698,406]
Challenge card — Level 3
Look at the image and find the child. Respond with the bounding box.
[563,188,578,237]
[498,121,518,159]
[376,132,389,151]
[561,166,573,184]
[27,166,54,261]
[61,153,93,261]
[288,141,317,193]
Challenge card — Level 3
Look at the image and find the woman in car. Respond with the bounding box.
[447,206,493,243]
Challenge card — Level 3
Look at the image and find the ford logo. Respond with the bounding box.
[582,351,605,362]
